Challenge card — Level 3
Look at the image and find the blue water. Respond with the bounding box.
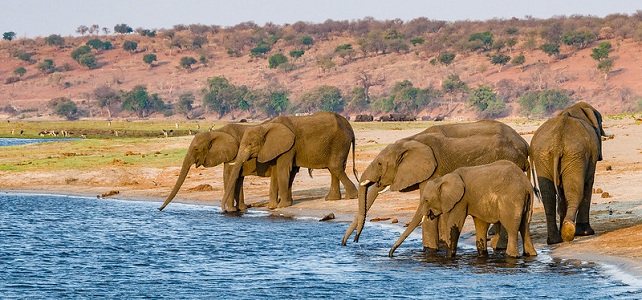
[1,192,640,299]
[0,138,69,147]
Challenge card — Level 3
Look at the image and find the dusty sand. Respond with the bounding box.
[2,118,642,278]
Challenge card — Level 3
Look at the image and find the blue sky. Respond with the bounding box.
[1,0,641,38]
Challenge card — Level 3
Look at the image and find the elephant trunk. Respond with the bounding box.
[389,204,425,257]
[342,184,369,245]
[158,156,193,211]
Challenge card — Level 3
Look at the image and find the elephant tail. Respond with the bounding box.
[307,168,313,178]
[351,136,359,182]
[528,155,541,201]
[552,154,562,206]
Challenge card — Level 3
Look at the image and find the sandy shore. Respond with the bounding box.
[2,118,642,279]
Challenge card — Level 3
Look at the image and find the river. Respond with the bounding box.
[0,192,640,299]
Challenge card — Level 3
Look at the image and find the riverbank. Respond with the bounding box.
[1,117,642,279]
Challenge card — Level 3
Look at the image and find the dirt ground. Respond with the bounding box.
[2,117,642,277]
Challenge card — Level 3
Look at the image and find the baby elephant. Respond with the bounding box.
[389,160,537,258]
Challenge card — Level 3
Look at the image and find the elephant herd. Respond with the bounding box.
[159,102,605,258]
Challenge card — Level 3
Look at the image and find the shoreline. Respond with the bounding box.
[4,187,642,281]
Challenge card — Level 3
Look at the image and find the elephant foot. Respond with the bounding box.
[237,204,248,212]
[277,199,293,208]
[575,223,595,236]
[224,206,238,213]
[561,221,576,242]
[267,203,278,210]
[346,190,358,199]
[547,235,563,245]
[423,247,439,255]
[325,192,342,201]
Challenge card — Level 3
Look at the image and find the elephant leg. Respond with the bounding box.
[444,215,465,258]
[334,168,358,199]
[520,218,538,257]
[235,176,247,211]
[268,171,279,209]
[472,217,489,256]
[575,171,596,236]
[538,177,562,244]
[495,224,508,251]
[505,226,520,258]
[560,170,586,242]
[325,173,342,200]
[276,155,295,208]
[422,216,440,252]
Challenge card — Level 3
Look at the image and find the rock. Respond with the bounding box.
[605,165,612,171]
[100,190,120,198]
[594,188,603,194]
[391,218,398,224]
[319,213,335,221]
[189,184,213,191]
[601,192,611,198]
[370,217,391,222]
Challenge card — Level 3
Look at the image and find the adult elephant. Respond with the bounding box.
[158,123,276,212]
[530,101,605,244]
[223,112,358,209]
[341,120,530,251]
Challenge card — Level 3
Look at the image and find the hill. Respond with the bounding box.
[1,16,642,120]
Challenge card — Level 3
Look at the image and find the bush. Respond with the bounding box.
[48,97,80,120]
[466,85,506,118]
[268,53,288,69]
[517,89,572,117]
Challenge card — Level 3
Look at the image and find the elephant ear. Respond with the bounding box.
[258,123,295,163]
[205,132,240,167]
[439,173,465,214]
[391,140,437,191]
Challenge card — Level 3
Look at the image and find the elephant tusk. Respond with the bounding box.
[360,179,371,186]
[228,162,236,166]
[378,185,391,194]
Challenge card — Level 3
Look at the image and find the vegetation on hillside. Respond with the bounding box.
[3,13,642,120]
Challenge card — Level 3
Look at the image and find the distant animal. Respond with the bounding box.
[354,114,374,122]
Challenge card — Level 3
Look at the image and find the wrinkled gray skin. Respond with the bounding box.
[158,123,276,212]
[389,160,538,258]
[223,112,358,209]
[342,120,530,251]
[530,101,605,244]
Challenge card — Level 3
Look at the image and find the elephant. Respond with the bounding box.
[341,120,530,251]
[158,123,277,212]
[223,112,359,209]
[388,160,538,258]
[530,101,606,244]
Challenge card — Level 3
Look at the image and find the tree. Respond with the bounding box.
[44,34,65,47]
[94,85,120,118]
[250,41,271,57]
[289,50,304,61]
[71,46,91,61]
[590,42,612,61]
[48,97,79,120]
[539,43,560,63]
[410,37,425,46]
[591,42,613,79]
[202,76,247,117]
[346,87,369,113]
[78,53,98,69]
[562,31,597,49]
[76,25,89,36]
[180,56,197,70]
[300,35,314,46]
[114,23,133,34]
[296,85,344,113]
[176,93,195,118]
[468,31,494,51]
[354,69,385,105]
[388,80,437,115]
[37,59,56,74]
[335,44,356,63]
[511,55,526,71]
[268,53,288,69]
[13,67,26,77]
[490,54,511,71]
[517,89,572,117]
[143,54,157,67]
[442,74,468,103]
[86,39,105,50]
[122,40,138,52]
[316,55,335,73]
[3,31,16,41]
[437,52,456,66]
[466,85,506,118]
[121,85,166,118]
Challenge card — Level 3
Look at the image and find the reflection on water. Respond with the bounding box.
[0,192,640,299]
[0,138,74,147]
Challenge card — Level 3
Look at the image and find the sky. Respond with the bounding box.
[1,0,641,38]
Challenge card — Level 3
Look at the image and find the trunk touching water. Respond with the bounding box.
[388,205,425,257]
[341,184,369,245]
[158,157,193,211]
